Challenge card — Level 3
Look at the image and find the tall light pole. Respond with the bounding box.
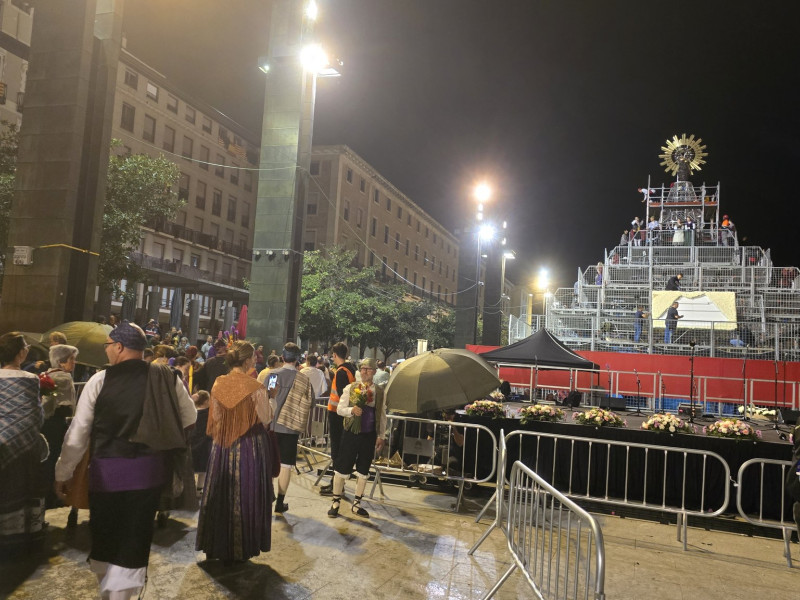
[471,183,492,345]
[473,223,495,344]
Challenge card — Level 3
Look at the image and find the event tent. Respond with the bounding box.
[479,328,599,370]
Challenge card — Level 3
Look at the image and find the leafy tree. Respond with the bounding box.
[0,121,18,257]
[101,141,182,295]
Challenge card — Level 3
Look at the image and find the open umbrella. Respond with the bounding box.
[238,304,248,338]
[19,332,49,363]
[41,321,113,368]
[384,348,501,414]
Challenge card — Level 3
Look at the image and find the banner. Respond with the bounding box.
[651,291,737,330]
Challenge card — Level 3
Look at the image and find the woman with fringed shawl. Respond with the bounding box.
[195,341,274,563]
[0,332,45,558]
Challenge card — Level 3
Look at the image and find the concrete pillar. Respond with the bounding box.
[187,298,200,346]
[0,0,123,332]
[223,304,235,334]
[482,243,502,345]
[248,0,316,350]
[147,290,161,323]
[454,225,479,348]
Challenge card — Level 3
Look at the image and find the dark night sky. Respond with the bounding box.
[124,1,800,293]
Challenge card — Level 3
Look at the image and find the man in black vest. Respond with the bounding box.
[54,322,196,600]
[195,339,229,392]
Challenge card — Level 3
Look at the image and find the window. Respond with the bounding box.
[178,173,190,200]
[230,164,239,186]
[393,262,398,281]
[403,267,408,280]
[304,231,316,252]
[383,226,389,244]
[386,197,391,211]
[120,103,135,131]
[381,258,387,278]
[190,254,201,268]
[224,229,234,243]
[416,220,420,233]
[212,189,222,216]
[196,182,206,209]
[152,241,165,259]
[407,214,411,226]
[143,114,155,142]
[210,223,219,238]
[445,265,449,278]
[241,202,250,228]
[360,177,366,192]
[343,200,350,221]
[370,218,377,237]
[405,239,409,256]
[425,226,429,238]
[173,248,184,263]
[369,253,375,267]
[422,276,426,290]
[163,125,175,152]
[193,216,203,232]
[124,70,138,89]
[413,272,418,286]
[146,82,158,101]
[199,145,209,170]
[307,203,317,215]
[431,256,436,271]
[433,233,437,244]
[356,207,363,228]
[373,189,379,203]
[185,105,196,124]
[182,136,193,159]
[447,243,451,254]
[346,168,353,183]
[166,94,178,113]
[414,244,419,261]
[207,258,217,274]
[397,206,402,219]
[310,161,320,175]
[227,196,237,222]
[215,154,225,177]
[243,171,253,192]
[201,115,212,133]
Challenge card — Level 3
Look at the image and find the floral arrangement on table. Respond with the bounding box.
[38,373,57,397]
[737,404,777,419]
[641,413,695,434]
[464,399,505,419]
[572,408,626,428]
[343,383,373,434]
[703,418,762,440]
[519,404,565,424]
[489,390,506,402]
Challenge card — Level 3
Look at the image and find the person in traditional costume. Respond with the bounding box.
[0,332,46,558]
[54,321,196,600]
[195,341,275,563]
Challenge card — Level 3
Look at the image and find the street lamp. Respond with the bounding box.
[473,222,495,344]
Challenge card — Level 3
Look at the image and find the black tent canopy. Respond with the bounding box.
[480,328,599,370]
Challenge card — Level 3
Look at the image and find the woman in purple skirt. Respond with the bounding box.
[195,341,274,563]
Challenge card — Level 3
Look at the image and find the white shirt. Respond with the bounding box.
[54,366,197,482]
[301,366,327,399]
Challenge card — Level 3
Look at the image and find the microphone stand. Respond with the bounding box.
[688,341,696,425]
[634,369,644,416]
[740,358,749,421]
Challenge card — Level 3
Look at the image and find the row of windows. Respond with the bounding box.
[178,173,250,228]
[120,102,253,192]
[124,69,213,134]
[366,253,453,304]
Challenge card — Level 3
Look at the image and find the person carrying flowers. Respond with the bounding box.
[326,358,387,519]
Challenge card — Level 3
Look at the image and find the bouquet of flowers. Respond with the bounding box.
[641,413,695,434]
[572,408,626,428]
[464,399,505,419]
[703,418,762,441]
[344,383,372,434]
[38,373,57,397]
[489,390,506,402]
[519,404,565,424]
[737,405,777,419]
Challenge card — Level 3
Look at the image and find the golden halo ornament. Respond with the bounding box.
[659,133,708,177]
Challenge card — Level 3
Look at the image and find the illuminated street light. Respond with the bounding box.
[305,0,319,20]
[479,224,495,242]
[300,44,328,72]
[474,182,491,203]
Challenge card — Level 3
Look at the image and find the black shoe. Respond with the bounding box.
[156,512,169,528]
[66,510,78,529]
[274,501,289,514]
[319,483,333,496]
[351,496,369,518]
[327,498,340,518]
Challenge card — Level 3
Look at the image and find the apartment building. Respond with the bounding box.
[0,0,32,126]
[308,145,460,305]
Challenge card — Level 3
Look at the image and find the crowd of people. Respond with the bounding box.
[619,214,736,248]
[0,321,399,598]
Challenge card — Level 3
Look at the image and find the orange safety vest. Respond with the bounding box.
[328,364,355,411]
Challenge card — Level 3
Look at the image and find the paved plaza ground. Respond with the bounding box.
[1,470,797,599]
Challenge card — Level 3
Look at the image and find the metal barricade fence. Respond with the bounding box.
[483,460,606,600]
[736,458,796,568]
[469,430,508,555]
[504,430,731,550]
[297,397,332,478]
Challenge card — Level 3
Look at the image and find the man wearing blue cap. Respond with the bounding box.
[54,321,196,600]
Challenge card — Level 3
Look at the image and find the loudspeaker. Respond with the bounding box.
[780,409,800,425]
[599,396,626,411]
[566,391,582,408]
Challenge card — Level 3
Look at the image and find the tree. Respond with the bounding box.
[101,141,182,295]
[0,121,18,259]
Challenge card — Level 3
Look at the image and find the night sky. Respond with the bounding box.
[124,1,800,296]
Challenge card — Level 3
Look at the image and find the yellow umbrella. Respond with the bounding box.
[384,348,501,415]
[19,331,49,363]
[41,321,113,368]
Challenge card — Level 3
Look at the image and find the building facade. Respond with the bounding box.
[0,0,32,126]
[308,145,459,305]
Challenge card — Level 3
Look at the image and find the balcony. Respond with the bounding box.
[131,252,248,292]
[145,218,252,260]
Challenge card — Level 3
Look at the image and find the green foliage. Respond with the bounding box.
[299,245,455,358]
[0,121,18,255]
[100,141,182,294]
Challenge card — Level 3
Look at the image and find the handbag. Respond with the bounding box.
[65,449,90,509]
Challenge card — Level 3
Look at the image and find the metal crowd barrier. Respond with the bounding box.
[469,430,508,555]
[296,397,332,478]
[483,460,606,600]
[736,458,797,567]
[503,430,731,550]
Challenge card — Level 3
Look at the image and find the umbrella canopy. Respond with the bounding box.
[170,287,183,330]
[19,332,49,363]
[238,304,248,338]
[384,348,501,415]
[41,321,113,368]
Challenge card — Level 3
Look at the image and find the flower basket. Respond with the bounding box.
[464,400,505,419]
[519,404,565,424]
[737,405,777,420]
[39,373,57,397]
[572,408,626,428]
[641,413,695,434]
[703,418,762,441]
